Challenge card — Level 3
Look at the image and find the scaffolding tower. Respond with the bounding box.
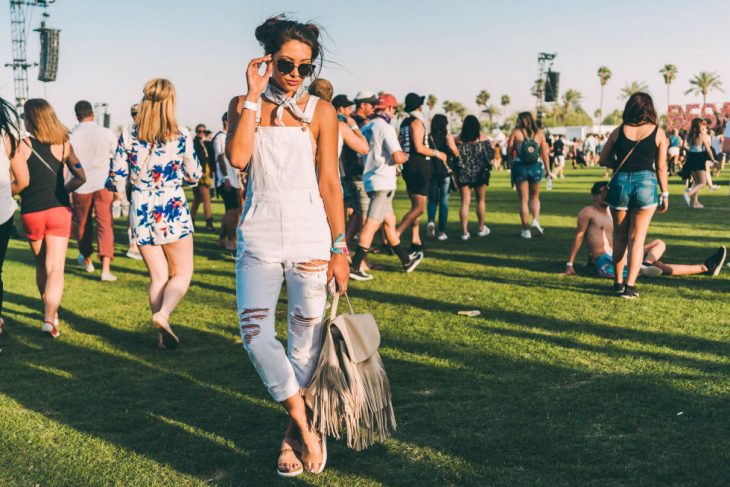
[6,0,55,109]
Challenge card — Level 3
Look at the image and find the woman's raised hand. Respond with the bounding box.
[245,54,272,98]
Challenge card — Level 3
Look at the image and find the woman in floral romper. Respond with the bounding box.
[107,78,201,349]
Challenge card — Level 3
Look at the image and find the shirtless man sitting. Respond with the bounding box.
[564,181,726,279]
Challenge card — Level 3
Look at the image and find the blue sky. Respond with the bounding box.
[1,0,727,129]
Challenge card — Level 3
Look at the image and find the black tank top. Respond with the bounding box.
[399,116,430,156]
[20,138,70,214]
[614,124,658,173]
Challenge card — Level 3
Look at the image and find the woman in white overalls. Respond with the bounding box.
[226,16,348,477]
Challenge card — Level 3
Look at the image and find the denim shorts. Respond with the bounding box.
[511,161,543,185]
[606,170,658,211]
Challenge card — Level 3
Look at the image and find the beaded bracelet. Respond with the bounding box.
[330,233,349,255]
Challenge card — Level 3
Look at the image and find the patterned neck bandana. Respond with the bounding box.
[263,82,308,126]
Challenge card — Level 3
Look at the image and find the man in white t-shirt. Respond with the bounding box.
[69,100,118,281]
[349,93,423,281]
[213,112,242,251]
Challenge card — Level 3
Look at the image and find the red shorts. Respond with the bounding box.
[21,206,73,240]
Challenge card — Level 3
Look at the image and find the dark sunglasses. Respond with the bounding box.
[196,129,206,133]
[276,59,316,78]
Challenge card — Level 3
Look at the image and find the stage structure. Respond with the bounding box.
[534,52,558,123]
[6,0,58,109]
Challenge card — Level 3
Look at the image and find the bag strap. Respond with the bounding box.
[131,141,158,188]
[329,292,355,321]
[609,132,641,184]
[24,138,62,177]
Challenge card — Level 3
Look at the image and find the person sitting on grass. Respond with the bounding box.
[563,181,726,279]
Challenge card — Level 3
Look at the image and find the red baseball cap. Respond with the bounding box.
[375,93,398,109]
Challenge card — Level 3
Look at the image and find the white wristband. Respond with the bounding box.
[242,100,258,112]
[566,262,573,267]
[661,191,669,198]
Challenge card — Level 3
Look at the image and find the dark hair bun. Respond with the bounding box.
[254,14,322,66]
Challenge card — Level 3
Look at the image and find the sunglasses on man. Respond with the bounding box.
[276,59,316,78]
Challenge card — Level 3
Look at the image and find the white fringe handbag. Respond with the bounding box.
[305,293,397,451]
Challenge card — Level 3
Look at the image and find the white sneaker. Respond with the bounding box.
[477,226,491,237]
[520,229,532,239]
[437,233,448,241]
[683,193,691,207]
[101,273,118,282]
[531,222,544,237]
[126,249,143,260]
[77,255,94,273]
[42,321,60,339]
[461,232,471,241]
[426,221,436,238]
[640,264,663,277]
[710,184,720,191]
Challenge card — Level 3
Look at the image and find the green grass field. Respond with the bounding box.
[1,168,729,486]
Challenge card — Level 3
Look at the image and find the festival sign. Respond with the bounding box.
[667,103,730,131]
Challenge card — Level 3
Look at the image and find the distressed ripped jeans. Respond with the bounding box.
[236,252,328,402]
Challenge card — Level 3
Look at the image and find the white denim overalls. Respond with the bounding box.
[235,95,332,402]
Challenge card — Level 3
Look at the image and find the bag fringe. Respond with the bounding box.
[308,323,397,451]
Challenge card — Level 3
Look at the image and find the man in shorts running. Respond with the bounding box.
[349,93,424,281]
[563,182,726,280]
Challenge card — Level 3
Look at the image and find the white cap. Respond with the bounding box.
[354,91,379,103]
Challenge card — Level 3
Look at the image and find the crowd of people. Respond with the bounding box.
[0,13,728,478]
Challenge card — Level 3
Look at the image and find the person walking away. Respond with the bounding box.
[124,103,143,260]
[667,129,681,176]
[396,93,447,254]
[682,118,716,209]
[213,112,242,252]
[598,92,669,299]
[426,114,458,241]
[454,115,494,240]
[15,99,87,337]
[349,93,422,280]
[69,100,118,281]
[191,123,214,231]
[107,78,201,348]
[554,134,566,178]
[0,96,29,336]
[226,16,349,476]
[341,92,377,252]
[507,112,553,238]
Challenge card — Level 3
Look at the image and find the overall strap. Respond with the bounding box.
[301,95,319,128]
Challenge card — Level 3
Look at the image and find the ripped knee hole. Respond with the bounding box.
[240,307,269,344]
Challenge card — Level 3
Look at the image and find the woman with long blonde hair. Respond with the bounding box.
[107,78,201,348]
[13,98,86,338]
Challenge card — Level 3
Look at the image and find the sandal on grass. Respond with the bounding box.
[301,433,327,475]
[152,312,179,350]
[276,438,303,478]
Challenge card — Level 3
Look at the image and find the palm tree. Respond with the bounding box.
[426,94,437,111]
[531,79,545,109]
[597,66,612,127]
[659,64,678,110]
[620,81,649,101]
[685,71,723,108]
[442,100,456,126]
[560,89,583,124]
[482,105,500,125]
[475,90,491,117]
